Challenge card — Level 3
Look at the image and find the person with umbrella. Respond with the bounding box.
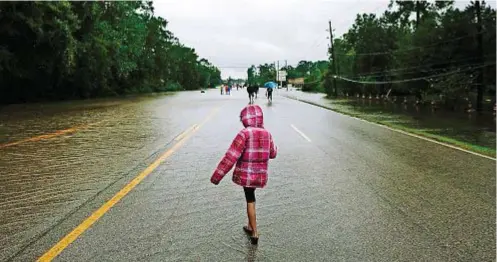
[264,81,276,102]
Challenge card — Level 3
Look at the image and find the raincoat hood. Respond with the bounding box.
[240,105,264,128]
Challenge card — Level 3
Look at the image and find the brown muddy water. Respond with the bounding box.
[0,92,203,261]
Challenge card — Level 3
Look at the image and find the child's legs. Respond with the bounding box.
[243,187,257,235]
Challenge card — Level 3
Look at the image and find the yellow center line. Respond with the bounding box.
[174,124,199,141]
[0,121,103,149]
[37,107,219,262]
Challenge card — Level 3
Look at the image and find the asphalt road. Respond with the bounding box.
[1,88,495,261]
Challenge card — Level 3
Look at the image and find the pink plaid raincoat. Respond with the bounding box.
[210,105,277,188]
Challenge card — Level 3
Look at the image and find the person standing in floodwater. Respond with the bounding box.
[210,104,277,245]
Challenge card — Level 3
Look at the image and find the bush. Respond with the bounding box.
[161,81,183,92]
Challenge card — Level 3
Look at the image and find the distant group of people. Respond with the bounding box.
[219,83,274,104]
[220,84,244,95]
[220,84,230,95]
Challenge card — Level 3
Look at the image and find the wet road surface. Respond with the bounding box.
[282,91,496,151]
[1,89,495,261]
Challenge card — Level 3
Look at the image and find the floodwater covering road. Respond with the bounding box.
[0,89,495,261]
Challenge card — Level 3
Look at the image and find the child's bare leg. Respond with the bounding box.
[246,202,257,237]
[244,187,258,237]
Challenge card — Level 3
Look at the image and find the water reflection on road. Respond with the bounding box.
[0,90,495,261]
[0,92,206,261]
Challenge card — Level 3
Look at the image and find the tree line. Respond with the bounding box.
[326,0,496,111]
[248,0,496,111]
[0,1,222,104]
[246,61,328,91]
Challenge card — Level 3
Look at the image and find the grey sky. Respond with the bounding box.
[154,0,493,79]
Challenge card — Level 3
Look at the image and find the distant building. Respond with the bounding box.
[288,77,304,87]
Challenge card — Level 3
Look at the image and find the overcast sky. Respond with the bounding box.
[154,0,494,79]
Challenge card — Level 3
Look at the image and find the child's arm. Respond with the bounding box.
[269,134,277,159]
[210,132,246,185]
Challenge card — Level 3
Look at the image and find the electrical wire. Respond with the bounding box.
[345,60,496,79]
[335,30,489,57]
[335,63,495,85]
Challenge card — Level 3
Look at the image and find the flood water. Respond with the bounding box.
[1,90,495,261]
[341,98,495,149]
[0,92,203,261]
[286,90,496,151]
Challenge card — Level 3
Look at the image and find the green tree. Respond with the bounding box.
[324,0,495,108]
[247,65,258,85]
[257,63,276,84]
[0,1,222,104]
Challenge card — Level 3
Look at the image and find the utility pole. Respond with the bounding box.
[274,61,277,83]
[328,21,338,97]
[415,1,420,29]
[277,60,280,88]
[273,61,277,84]
[475,0,484,113]
[285,60,288,91]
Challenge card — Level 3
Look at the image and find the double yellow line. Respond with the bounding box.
[37,107,219,261]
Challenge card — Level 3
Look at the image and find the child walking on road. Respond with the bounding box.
[210,104,277,245]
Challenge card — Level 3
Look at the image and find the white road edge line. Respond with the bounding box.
[349,116,496,161]
[291,124,312,142]
[285,96,496,161]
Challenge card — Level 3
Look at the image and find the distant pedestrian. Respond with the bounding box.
[247,85,257,103]
[266,86,273,102]
[210,104,277,245]
[220,85,224,95]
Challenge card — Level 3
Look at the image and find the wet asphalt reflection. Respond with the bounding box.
[0,89,495,261]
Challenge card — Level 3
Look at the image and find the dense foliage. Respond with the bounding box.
[247,63,276,86]
[0,1,222,104]
[246,60,328,92]
[324,0,496,111]
[248,1,495,111]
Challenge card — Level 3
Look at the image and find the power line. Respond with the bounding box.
[341,55,496,78]
[294,63,493,87]
[346,60,496,79]
[335,31,489,57]
[302,79,322,85]
[296,34,328,62]
[300,63,493,86]
[336,63,495,85]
